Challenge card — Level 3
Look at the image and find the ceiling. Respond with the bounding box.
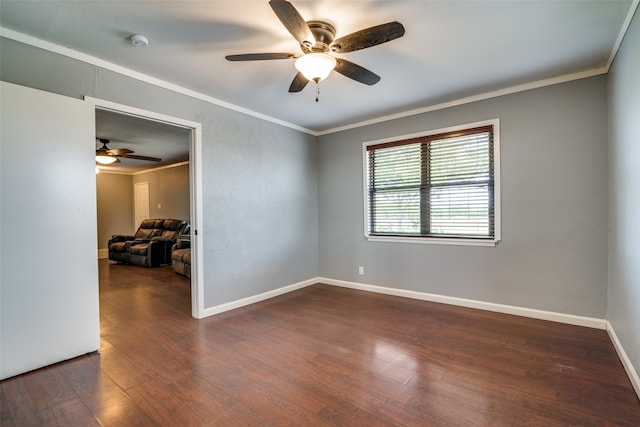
[1,0,637,170]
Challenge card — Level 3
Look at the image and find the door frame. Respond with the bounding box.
[86,96,205,319]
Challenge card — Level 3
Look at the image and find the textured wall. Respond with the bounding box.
[318,76,609,318]
[607,10,640,381]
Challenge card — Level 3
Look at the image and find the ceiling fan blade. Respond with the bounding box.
[288,72,309,92]
[269,0,315,46]
[330,21,405,53]
[121,154,162,162]
[225,53,295,61]
[334,59,381,86]
[107,148,134,156]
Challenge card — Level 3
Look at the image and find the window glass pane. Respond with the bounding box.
[430,133,490,185]
[371,190,420,234]
[369,143,421,234]
[430,184,489,236]
[371,144,421,189]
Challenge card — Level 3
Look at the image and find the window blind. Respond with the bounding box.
[366,125,494,240]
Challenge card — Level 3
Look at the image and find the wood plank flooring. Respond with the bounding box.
[1,259,639,426]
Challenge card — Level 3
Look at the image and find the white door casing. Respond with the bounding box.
[85,96,204,319]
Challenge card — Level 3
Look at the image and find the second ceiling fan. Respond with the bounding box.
[95,138,161,165]
[226,0,405,99]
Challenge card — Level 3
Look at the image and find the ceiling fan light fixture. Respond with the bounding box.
[295,52,336,82]
[95,152,118,164]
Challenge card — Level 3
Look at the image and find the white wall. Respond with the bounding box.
[318,76,609,318]
[0,82,100,379]
[607,9,640,388]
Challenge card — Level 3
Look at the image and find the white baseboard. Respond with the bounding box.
[200,275,607,329]
[200,278,318,318]
[97,248,108,259]
[607,321,640,399]
[317,277,607,330]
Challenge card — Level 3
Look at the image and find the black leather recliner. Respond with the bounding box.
[171,224,191,278]
[108,219,187,267]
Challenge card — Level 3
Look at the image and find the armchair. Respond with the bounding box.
[171,225,191,278]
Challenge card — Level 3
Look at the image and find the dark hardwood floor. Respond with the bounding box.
[2,260,639,426]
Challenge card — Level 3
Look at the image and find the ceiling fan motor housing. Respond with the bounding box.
[306,21,336,51]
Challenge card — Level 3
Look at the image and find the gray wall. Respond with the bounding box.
[1,37,319,309]
[607,10,640,380]
[318,76,609,318]
[96,173,134,249]
[133,163,190,224]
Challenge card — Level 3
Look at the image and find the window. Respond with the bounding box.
[364,120,500,246]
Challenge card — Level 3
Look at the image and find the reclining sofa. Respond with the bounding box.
[108,219,187,267]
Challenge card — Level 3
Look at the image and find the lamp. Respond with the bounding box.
[295,53,336,82]
[96,151,118,164]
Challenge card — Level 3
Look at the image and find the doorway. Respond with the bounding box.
[88,96,204,318]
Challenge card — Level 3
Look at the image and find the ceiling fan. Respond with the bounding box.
[95,138,161,165]
[225,0,405,100]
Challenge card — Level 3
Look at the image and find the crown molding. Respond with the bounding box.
[606,0,640,70]
[97,160,189,176]
[317,67,608,135]
[0,26,316,135]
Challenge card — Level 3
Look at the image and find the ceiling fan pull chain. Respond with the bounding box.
[314,77,320,102]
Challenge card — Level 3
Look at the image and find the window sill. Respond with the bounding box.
[365,235,499,247]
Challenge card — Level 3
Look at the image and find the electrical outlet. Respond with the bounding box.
[157,203,162,209]
[358,266,364,275]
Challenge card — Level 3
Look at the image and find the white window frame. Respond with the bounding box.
[362,119,501,247]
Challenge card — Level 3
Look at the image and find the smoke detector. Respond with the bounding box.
[129,34,149,47]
